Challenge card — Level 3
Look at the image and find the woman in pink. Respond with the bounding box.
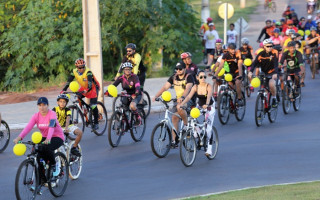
[270,28,284,46]
[14,97,64,178]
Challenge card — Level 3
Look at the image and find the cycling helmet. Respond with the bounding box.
[273,28,280,33]
[75,58,86,67]
[280,18,286,22]
[290,8,294,11]
[310,26,317,31]
[286,29,293,36]
[125,43,136,50]
[287,41,296,47]
[294,32,301,37]
[216,38,223,43]
[259,42,264,48]
[180,52,189,59]
[207,17,213,22]
[300,17,305,21]
[241,38,249,45]
[57,94,69,104]
[263,39,273,46]
[265,19,272,23]
[121,62,133,69]
[275,22,281,26]
[273,45,282,52]
[186,52,192,57]
[228,43,236,49]
[288,29,295,34]
[272,19,276,23]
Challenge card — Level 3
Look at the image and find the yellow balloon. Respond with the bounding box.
[32,132,42,144]
[298,30,304,36]
[225,73,233,82]
[218,3,234,19]
[161,91,172,102]
[13,143,27,156]
[305,30,311,36]
[251,77,261,88]
[108,85,118,97]
[244,59,252,66]
[69,81,80,92]
[218,68,225,76]
[190,108,201,119]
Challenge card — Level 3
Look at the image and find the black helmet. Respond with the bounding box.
[57,94,69,104]
[228,43,236,49]
[125,43,136,50]
[287,41,296,47]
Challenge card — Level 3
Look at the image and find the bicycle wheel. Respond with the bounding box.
[67,141,82,180]
[271,2,276,12]
[235,91,246,121]
[138,91,151,118]
[68,105,85,140]
[268,94,278,123]
[112,96,121,114]
[282,83,291,114]
[15,159,38,200]
[150,122,171,158]
[0,120,10,153]
[180,130,197,167]
[130,110,146,142]
[243,75,251,97]
[293,87,301,111]
[217,91,230,125]
[48,152,69,197]
[311,55,316,79]
[108,111,123,147]
[255,93,264,127]
[205,125,219,160]
[91,102,108,136]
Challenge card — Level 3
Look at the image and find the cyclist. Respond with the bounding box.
[181,52,198,81]
[283,29,297,51]
[105,62,142,125]
[302,15,317,30]
[52,94,82,156]
[306,26,320,62]
[13,97,64,183]
[279,41,305,89]
[238,37,255,92]
[275,21,283,32]
[214,43,244,106]
[200,17,215,37]
[283,20,298,33]
[203,22,220,67]
[282,5,292,19]
[177,70,215,156]
[270,28,284,47]
[298,17,306,31]
[61,58,100,130]
[250,39,279,107]
[153,61,194,147]
[257,19,275,43]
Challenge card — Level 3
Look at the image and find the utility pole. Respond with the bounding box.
[201,0,210,23]
[240,0,245,8]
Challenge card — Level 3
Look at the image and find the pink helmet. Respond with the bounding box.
[216,39,223,44]
[207,17,213,22]
[259,42,264,48]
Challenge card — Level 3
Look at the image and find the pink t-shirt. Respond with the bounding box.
[270,36,284,45]
[19,110,64,141]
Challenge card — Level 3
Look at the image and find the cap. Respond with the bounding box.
[308,15,312,20]
[176,62,186,69]
[208,23,214,26]
[37,97,49,105]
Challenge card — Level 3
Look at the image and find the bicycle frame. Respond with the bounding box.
[257,74,272,110]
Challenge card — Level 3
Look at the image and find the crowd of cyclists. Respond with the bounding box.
[4,2,319,199]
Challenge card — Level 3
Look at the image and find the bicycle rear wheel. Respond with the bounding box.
[48,152,69,197]
[217,91,230,125]
[151,122,171,158]
[68,105,85,140]
[108,112,123,147]
[139,91,151,118]
[15,159,38,200]
[91,102,108,136]
[235,91,246,121]
[112,96,121,114]
[130,110,146,142]
[205,125,219,160]
[255,93,264,127]
[67,141,82,180]
[0,120,10,153]
[293,87,301,111]
[282,83,291,114]
[180,130,197,167]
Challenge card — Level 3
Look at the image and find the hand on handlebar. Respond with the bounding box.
[43,139,51,145]
[13,136,22,144]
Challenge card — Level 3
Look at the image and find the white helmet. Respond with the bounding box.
[241,38,249,45]
[263,39,273,46]
[121,62,133,69]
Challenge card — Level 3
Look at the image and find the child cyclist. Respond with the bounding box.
[53,94,83,156]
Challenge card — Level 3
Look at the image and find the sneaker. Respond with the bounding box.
[171,141,178,148]
[237,99,244,107]
[205,144,212,156]
[71,146,81,157]
[93,124,99,130]
[301,82,305,87]
[271,98,278,108]
[52,164,60,177]
[250,86,254,92]
[30,185,43,195]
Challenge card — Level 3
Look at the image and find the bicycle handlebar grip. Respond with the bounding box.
[155,97,160,101]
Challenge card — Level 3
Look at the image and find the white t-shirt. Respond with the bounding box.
[204,30,220,49]
[227,30,238,44]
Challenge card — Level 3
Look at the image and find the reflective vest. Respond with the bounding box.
[73,68,100,98]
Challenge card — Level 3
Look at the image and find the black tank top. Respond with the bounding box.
[195,84,214,106]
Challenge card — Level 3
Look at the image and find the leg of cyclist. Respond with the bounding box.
[269,74,278,107]
[70,127,82,156]
[90,94,99,130]
[235,77,243,105]
[130,94,142,125]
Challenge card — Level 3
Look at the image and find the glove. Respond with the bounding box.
[104,91,109,96]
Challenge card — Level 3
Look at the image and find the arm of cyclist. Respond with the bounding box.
[152,82,172,102]
[131,75,141,99]
[306,36,320,45]
[178,76,194,103]
[178,85,197,109]
[297,51,305,74]
[203,84,213,110]
[13,114,37,144]
[132,54,141,75]
[237,51,243,78]
[249,53,261,78]
[61,74,75,93]
[84,71,94,94]
[257,28,266,42]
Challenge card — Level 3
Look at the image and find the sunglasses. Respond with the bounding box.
[77,66,85,69]
[265,46,273,48]
[175,68,184,71]
[199,75,207,79]
[127,50,132,53]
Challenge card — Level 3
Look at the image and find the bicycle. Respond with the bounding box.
[179,107,219,167]
[243,64,252,97]
[0,120,10,153]
[216,76,246,125]
[254,73,278,127]
[108,92,146,147]
[112,90,151,118]
[64,92,108,138]
[282,73,302,114]
[264,0,276,12]
[309,47,318,79]
[15,141,69,199]
[58,131,83,180]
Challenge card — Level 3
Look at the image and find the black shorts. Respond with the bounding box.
[206,49,215,56]
[121,94,142,107]
[287,68,301,75]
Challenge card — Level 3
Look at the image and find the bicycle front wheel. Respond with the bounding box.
[92,102,108,136]
[235,91,246,121]
[68,105,85,140]
[255,93,264,127]
[15,159,38,200]
[217,91,230,125]
[0,120,10,153]
[180,130,197,167]
[108,112,123,147]
[282,83,291,114]
[293,87,301,111]
[151,122,171,158]
[268,95,278,123]
[205,125,219,160]
[48,152,69,197]
[67,141,82,180]
[130,110,146,142]
[112,96,121,114]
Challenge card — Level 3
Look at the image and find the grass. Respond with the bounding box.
[185,181,320,200]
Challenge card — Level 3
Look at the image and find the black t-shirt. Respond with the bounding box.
[222,52,242,74]
[167,73,194,98]
[252,49,278,74]
[113,74,141,95]
[280,50,303,69]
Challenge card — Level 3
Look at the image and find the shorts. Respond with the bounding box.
[287,68,301,75]
[206,49,215,56]
[121,94,142,107]
[171,99,195,113]
[64,125,80,135]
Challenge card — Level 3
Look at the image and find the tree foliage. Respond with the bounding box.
[0,0,200,91]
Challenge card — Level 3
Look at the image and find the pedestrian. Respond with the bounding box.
[203,23,220,68]
[227,23,238,46]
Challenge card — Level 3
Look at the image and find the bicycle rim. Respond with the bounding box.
[67,142,82,180]
[15,159,38,200]
[217,92,230,125]
[112,96,121,114]
[151,122,171,158]
[180,131,197,167]
[268,106,278,123]
[206,125,219,160]
[235,92,246,121]
[142,91,151,117]
[255,94,264,127]
[48,152,69,197]
[0,120,10,153]
[130,110,146,142]
[293,88,301,111]
[108,112,123,147]
[92,102,108,136]
[282,84,291,114]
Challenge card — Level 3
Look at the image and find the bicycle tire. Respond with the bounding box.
[67,105,85,140]
[15,159,38,200]
[293,87,301,111]
[311,55,316,79]
[150,122,171,158]
[92,101,108,136]
[217,91,230,125]
[243,75,251,97]
[112,96,121,114]
[108,112,123,147]
[48,152,69,197]
[0,120,10,153]
[130,110,146,142]
[282,83,291,114]
[67,141,82,180]
[235,91,246,121]
[268,93,278,123]
[179,130,197,167]
[255,93,264,127]
[205,125,219,160]
[141,91,151,118]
